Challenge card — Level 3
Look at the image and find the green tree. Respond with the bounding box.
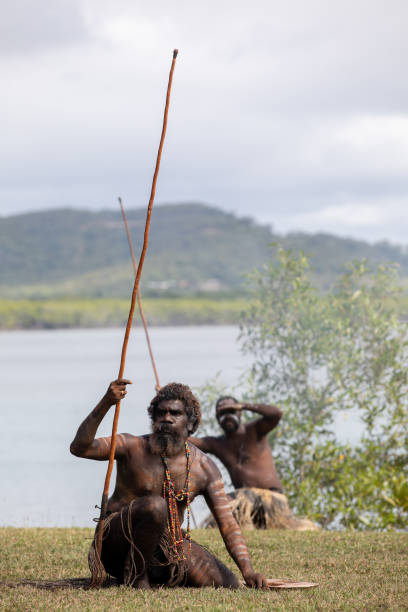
[200,246,408,529]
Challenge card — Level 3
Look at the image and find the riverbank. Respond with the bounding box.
[2,294,408,330]
[1,528,406,610]
[0,297,246,329]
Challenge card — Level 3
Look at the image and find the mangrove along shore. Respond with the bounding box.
[0,297,247,329]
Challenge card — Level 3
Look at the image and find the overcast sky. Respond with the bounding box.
[1,0,407,243]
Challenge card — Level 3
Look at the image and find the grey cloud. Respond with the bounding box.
[0,0,89,56]
[1,0,408,245]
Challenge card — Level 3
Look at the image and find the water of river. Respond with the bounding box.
[0,326,362,527]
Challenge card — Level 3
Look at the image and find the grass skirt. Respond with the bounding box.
[202,487,318,530]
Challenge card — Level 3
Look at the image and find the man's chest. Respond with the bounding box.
[117,449,205,498]
[216,435,265,468]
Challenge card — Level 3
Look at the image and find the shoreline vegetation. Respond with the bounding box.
[1,294,408,331]
[0,297,247,330]
[1,528,407,610]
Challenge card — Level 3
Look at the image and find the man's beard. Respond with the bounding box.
[219,413,240,433]
[150,423,185,457]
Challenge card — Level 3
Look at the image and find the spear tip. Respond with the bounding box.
[173,49,178,58]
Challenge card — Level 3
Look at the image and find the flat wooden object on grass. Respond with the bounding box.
[265,578,318,589]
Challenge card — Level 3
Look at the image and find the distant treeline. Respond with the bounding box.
[2,204,408,299]
[0,297,246,330]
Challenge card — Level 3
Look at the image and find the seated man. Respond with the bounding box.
[70,380,268,589]
[189,397,316,530]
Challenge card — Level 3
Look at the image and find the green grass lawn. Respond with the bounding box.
[1,528,407,611]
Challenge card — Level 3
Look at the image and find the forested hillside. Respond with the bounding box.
[1,203,407,298]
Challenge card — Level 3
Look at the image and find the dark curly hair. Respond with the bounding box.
[148,382,201,435]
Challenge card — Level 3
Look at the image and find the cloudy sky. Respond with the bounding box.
[1,0,408,243]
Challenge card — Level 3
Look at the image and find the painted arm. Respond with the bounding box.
[70,379,131,460]
[204,460,267,588]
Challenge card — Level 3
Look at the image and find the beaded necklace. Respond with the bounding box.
[161,441,191,560]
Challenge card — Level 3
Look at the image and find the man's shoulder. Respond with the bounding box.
[191,441,214,460]
[190,444,222,482]
[117,432,143,441]
[119,432,148,451]
[244,418,268,436]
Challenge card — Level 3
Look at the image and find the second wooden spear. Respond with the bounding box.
[118,196,161,391]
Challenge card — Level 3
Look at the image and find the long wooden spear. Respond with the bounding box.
[92,49,178,583]
[117,197,201,530]
[118,196,161,391]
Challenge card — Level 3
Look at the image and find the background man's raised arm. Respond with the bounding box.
[70,379,131,460]
[241,402,282,436]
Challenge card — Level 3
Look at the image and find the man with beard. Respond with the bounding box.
[70,380,268,589]
[190,398,317,530]
[190,396,284,492]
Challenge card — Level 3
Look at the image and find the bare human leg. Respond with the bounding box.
[184,540,239,588]
[101,496,167,588]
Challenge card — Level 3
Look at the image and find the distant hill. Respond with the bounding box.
[1,203,407,298]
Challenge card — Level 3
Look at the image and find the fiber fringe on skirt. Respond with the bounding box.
[201,488,319,530]
[88,499,187,588]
